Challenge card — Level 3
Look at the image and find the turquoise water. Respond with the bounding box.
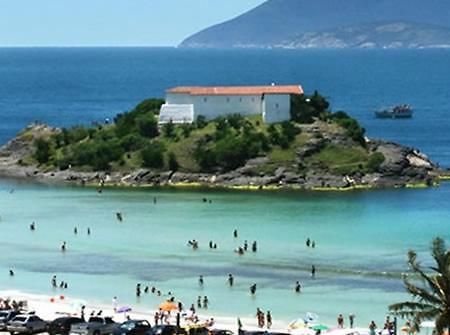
[1,178,449,326]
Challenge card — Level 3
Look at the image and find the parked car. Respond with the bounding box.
[146,325,186,335]
[48,317,84,335]
[0,310,21,330]
[114,320,151,335]
[7,314,48,335]
[70,316,119,335]
[209,330,234,335]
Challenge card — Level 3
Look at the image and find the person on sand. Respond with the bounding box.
[112,296,118,312]
[80,305,86,321]
[337,314,344,328]
[349,313,355,328]
[154,311,159,326]
[369,321,377,335]
[266,311,272,329]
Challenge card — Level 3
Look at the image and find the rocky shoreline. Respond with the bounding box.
[0,123,445,191]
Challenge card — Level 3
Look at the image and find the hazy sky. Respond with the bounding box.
[0,0,266,47]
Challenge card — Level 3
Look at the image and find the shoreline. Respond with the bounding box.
[0,289,310,333]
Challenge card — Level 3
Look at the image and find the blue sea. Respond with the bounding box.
[0,48,450,327]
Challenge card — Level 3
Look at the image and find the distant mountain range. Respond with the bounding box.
[180,0,450,49]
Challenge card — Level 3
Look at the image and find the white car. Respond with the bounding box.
[7,314,48,335]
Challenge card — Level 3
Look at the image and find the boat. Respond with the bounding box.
[375,104,413,118]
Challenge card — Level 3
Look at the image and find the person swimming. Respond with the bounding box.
[9,269,14,276]
[295,281,301,293]
[116,212,123,222]
[199,275,204,286]
[306,238,311,247]
[250,283,257,295]
[30,222,36,231]
[74,227,78,234]
[252,241,257,252]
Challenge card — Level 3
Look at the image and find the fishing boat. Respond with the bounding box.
[375,104,413,118]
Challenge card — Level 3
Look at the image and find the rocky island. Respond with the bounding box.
[0,93,442,191]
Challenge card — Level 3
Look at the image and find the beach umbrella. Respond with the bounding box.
[116,306,132,313]
[158,301,178,312]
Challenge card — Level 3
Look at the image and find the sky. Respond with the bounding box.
[0,0,266,47]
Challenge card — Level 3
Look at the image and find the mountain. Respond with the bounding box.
[180,0,450,49]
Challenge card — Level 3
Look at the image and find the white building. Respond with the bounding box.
[159,85,304,124]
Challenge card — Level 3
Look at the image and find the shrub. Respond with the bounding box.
[120,134,146,151]
[168,152,179,171]
[367,152,385,172]
[195,115,207,129]
[163,121,176,138]
[141,142,166,169]
[34,138,52,164]
[136,113,159,138]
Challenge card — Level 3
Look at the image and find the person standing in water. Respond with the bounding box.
[266,311,272,329]
[250,283,257,295]
[233,229,238,238]
[61,241,67,252]
[228,274,234,287]
[295,281,301,293]
[311,265,316,279]
[30,222,36,231]
[199,275,204,286]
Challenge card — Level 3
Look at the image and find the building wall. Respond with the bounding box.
[192,94,262,120]
[263,94,291,123]
[166,93,192,105]
[162,92,293,123]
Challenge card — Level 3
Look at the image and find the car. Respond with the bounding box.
[70,316,119,335]
[0,310,21,331]
[7,314,48,335]
[114,320,151,335]
[48,317,84,335]
[146,325,186,335]
[209,330,234,335]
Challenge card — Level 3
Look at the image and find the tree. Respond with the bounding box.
[389,237,450,334]
[34,138,52,164]
[168,152,179,171]
[141,142,166,169]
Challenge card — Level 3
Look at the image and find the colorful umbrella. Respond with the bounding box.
[158,301,178,312]
[116,306,132,313]
[310,325,329,331]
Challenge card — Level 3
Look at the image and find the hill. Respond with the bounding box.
[180,0,450,49]
[0,93,441,190]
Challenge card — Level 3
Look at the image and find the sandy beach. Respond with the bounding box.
[0,290,296,334]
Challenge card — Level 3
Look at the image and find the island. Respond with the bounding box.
[0,92,442,191]
[180,0,450,49]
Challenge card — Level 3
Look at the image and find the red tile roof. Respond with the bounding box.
[167,85,303,96]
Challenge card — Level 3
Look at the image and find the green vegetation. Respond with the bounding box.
[31,93,380,177]
[389,237,450,334]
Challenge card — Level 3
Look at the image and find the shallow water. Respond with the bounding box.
[0,178,449,326]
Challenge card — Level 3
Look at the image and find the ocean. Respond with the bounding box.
[0,48,449,326]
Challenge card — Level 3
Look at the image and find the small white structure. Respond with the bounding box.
[159,85,304,124]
